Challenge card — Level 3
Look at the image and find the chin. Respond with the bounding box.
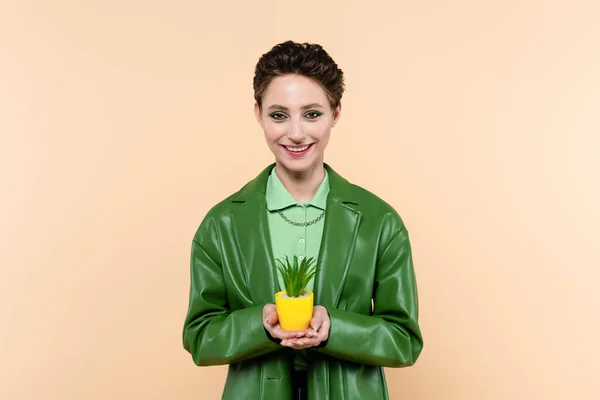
[276,158,317,174]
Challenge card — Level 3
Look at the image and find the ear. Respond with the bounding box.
[331,103,342,127]
[254,102,263,126]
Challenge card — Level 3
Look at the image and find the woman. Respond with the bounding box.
[182,40,423,400]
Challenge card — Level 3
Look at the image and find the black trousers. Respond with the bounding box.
[292,370,307,400]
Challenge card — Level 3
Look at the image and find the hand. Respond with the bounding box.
[281,305,330,350]
[263,304,306,341]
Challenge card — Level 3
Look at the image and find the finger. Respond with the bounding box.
[263,304,275,319]
[304,328,318,338]
[318,319,330,341]
[286,337,317,346]
[290,343,313,349]
[269,312,279,325]
[264,310,279,325]
[281,338,311,349]
[272,327,306,340]
[309,317,322,332]
[299,338,320,347]
[283,338,320,349]
[293,329,306,338]
[281,339,300,347]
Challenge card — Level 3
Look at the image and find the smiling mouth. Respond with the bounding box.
[284,144,311,152]
[281,143,314,156]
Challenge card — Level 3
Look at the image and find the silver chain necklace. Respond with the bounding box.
[277,209,326,227]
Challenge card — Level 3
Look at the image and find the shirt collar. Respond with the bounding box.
[232,162,357,206]
[265,166,330,211]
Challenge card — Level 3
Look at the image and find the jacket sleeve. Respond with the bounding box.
[314,225,423,368]
[182,216,280,366]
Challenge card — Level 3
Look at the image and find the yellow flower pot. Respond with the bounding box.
[275,290,314,331]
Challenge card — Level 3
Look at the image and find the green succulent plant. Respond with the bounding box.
[275,255,317,298]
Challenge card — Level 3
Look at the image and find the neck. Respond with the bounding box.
[274,162,326,204]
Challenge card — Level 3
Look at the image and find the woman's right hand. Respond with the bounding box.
[263,304,306,341]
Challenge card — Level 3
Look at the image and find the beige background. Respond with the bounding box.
[1,1,599,399]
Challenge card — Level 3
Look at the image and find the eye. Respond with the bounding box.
[269,112,287,121]
[304,111,322,119]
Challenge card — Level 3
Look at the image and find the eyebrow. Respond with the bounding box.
[266,103,325,112]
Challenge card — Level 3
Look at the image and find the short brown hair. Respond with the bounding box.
[253,40,345,110]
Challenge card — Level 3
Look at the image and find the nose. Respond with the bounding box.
[287,120,305,142]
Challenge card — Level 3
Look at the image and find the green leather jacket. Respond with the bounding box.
[182,163,423,399]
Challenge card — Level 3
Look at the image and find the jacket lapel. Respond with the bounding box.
[313,165,361,309]
[229,163,361,309]
[230,165,279,305]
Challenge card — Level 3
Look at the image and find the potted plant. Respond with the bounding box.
[274,255,317,331]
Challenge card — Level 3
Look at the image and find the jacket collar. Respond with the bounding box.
[232,162,358,206]
[265,166,330,211]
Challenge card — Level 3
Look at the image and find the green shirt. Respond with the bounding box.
[265,166,329,370]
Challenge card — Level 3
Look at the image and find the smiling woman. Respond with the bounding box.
[256,73,338,177]
[254,74,341,201]
[182,40,423,400]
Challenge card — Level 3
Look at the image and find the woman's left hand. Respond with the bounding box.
[281,305,330,349]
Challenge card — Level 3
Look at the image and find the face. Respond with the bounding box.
[254,74,341,175]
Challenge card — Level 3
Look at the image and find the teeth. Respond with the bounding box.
[285,145,310,152]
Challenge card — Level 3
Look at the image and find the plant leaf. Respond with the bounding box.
[274,254,317,298]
